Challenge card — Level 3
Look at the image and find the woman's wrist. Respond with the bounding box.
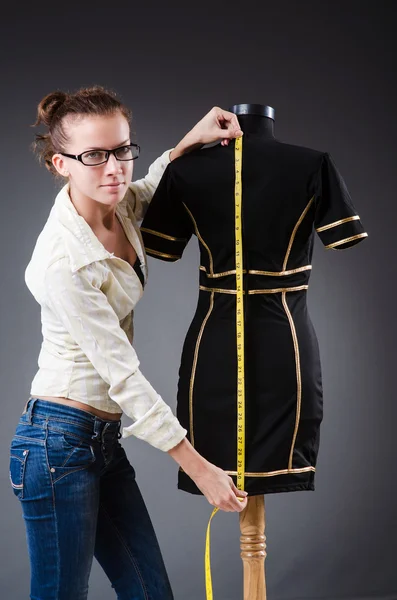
[167,436,209,478]
[169,131,203,161]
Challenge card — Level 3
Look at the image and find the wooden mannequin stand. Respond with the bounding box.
[239,495,267,599]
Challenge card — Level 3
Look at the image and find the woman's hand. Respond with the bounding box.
[186,106,243,146]
[167,437,248,512]
[170,107,243,161]
[191,461,248,513]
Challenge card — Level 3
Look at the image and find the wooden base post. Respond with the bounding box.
[239,495,267,600]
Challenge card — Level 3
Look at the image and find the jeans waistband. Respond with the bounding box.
[22,398,122,440]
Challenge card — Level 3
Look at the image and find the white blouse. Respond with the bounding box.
[25,149,187,452]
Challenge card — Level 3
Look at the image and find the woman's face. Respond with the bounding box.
[53,112,134,207]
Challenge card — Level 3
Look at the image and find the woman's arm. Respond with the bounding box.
[44,258,247,512]
[128,107,242,222]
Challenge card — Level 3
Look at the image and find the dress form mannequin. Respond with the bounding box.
[230,103,275,600]
[140,100,367,600]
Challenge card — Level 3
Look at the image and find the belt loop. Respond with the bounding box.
[91,418,102,442]
[25,398,37,424]
[117,421,122,439]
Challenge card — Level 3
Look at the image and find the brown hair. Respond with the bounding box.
[32,85,132,175]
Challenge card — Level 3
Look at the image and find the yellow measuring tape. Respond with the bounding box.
[234,135,246,495]
[205,135,245,599]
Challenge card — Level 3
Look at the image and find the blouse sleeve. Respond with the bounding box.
[44,258,187,451]
[140,163,193,261]
[314,152,368,250]
[127,148,173,223]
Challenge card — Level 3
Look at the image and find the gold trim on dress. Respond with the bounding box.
[189,291,214,446]
[249,286,308,294]
[199,265,313,278]
[325,232,368,249]
[200,267,244,278]
[200,286,237,294]
[316,215,360,232]
[145,247,181,260]
[183,203,214,275]
[225,466,316,478]
[199,285,309,294]
[283,196,315,270]
[282,291,302,471]
[249,265,312,276]
[140,227,187,242]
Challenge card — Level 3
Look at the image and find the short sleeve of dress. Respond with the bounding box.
[140,163,193,261]
[314,152,368,250]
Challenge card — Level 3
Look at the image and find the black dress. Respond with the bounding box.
[140,137,368,496]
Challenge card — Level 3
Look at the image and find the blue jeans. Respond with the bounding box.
[9,398,174,600]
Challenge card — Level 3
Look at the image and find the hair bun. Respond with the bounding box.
[31,85,132,177]
[35,91,68,128]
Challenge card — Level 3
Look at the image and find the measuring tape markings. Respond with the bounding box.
[205,136,246,600]
[234,135,246,493]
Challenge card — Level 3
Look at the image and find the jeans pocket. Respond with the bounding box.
[9,446,29,500]
[46,428,96,480]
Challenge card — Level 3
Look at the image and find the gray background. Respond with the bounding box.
[1,1,396,599]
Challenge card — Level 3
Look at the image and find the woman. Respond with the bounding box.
[9,86,247,600]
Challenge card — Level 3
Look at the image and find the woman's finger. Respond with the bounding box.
[218,120,243,138]
[212,109,242,136]
[227,491,247,512]
[231,482,248,498]
[222,129,243,139]
[227,113,242,133]
[213,107,241,129]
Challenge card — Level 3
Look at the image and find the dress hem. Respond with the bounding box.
[178,469,315,496]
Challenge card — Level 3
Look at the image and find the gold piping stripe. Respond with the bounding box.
[140,227,187,242]
[199,285,309,294]
[180,465,315,477]
[249,265,312,276]
[316,215,360,232]
[249,285,308,294]
[183,203,214,275]
[145,247,181,260]
[189,292,214,446]
[225,466,316,478]
[200,267,243,278]
[325,232,368,249]
[282,292,302,470]
[283,196,315,270]
[199,265,313,278]
[200,286,237,294]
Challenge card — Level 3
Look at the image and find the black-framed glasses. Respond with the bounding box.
[59,143,140,166]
